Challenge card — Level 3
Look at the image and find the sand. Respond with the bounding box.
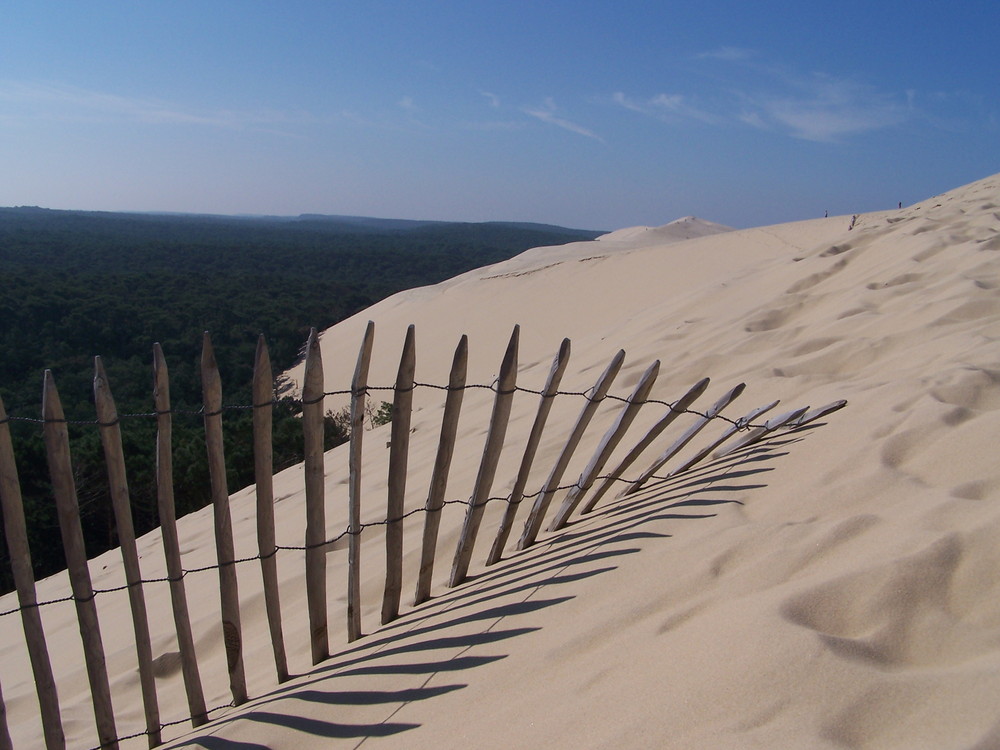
[3,174,1000,749]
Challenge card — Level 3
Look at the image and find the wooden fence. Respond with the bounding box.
[0,324,846,749]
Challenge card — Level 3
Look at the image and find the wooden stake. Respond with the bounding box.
[449,325,520,587]
[550,359,660,530]
[252,336,288,682]
[301,328,328,664]
[517,349,626,550]
[201,333,247,705]
[486,338,571,565]
[42,370,118,748]
[152,345,207,726]
[414,335,468,604]
[666,400,779,478]
[712,405,810,459]
[579,377,711,516]
[381,325,416,624]
[94,358,160,747]
[0,395,64,749]
[623,382,746,496]
[347,321,375,642]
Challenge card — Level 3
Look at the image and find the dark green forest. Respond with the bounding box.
[0,207,601,593]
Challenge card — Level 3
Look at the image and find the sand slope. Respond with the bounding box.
[3,174,1000,749]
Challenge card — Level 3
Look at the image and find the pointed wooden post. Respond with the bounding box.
[666,400,779,478]
[414,335,468,604]
[347,322,375,641]
[301,328,329,664]
[623,382,746,496]
[94,357,161,747]
[152,345,207,726]
[0,395,65,749]
[0,679,10,750]
[252,336,288,682]
[486,338,571,565]
[201,333,247,705]
[550,359,660,531]
[517,349,626,550]
[712,405,810,458]
[579,377,711,516]
[382,325,416,624]
[789,399,848,429]
[449,325,520,587]
[42,370,118,749]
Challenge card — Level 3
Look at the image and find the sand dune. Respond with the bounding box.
[3,173,1000,749]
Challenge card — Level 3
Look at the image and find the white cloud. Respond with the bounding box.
[612,90,720,125]
[0,80,308,130]
[745,74,908,142]
[481,91,501,109]
[522,97,604,142]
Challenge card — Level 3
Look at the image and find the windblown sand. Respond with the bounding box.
[3,175,1000,749]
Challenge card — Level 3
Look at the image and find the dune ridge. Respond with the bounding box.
[3,173,1000,749]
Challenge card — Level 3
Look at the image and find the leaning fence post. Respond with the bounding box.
[665,400,779,478]
[486,337,571,565]
[624,382,746,496]
[0,395,65,749]
[201,333,248,705]
[152,344,208,726]
[302,328,329,664]
[0,679,10,750]
[712,405,810,459]
[94,358,161,747]
[382,325,416,624]
[450,325,520,587]
[579,377,710,516]
[517,349,626,550]
[42,370,119,749]
[549,359,660,531]
[414,334,468,605]
[348,322,375,642]
[252,336,289,682]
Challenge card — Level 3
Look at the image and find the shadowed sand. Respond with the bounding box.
[4,176,1000,749]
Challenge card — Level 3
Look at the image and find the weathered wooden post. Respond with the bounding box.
[348,322,375,641]
[450,325,520,587]
[201,333,248,705]
[94,358,161,747]
[414,335,468,604]
[517,349,626,550]
[301,328,329,664]
[42,370,118,748]
[0,396,64,749]
[550,359,660,531]
[252,336,289,682]
[623,383,746,496]
[486,338,571,565]
[579,378,710,516]
[382,325,416,624]
[152,345,208,726]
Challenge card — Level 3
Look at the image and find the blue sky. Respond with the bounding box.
[1,1,997,230]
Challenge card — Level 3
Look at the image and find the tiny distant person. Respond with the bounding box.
[898,201,902,209]
[849,215,857,230]
[824,210,828,218]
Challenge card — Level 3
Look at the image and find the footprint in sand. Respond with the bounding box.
[780,533,996,670]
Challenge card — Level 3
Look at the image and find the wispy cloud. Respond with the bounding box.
[480,91,501,109]
[612,91,720,125]
[0,81,311,131]
[612,52,912,142]
[522,97,604,142]
[740,74,908,142]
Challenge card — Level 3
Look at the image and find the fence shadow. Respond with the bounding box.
[159,428,801,749]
